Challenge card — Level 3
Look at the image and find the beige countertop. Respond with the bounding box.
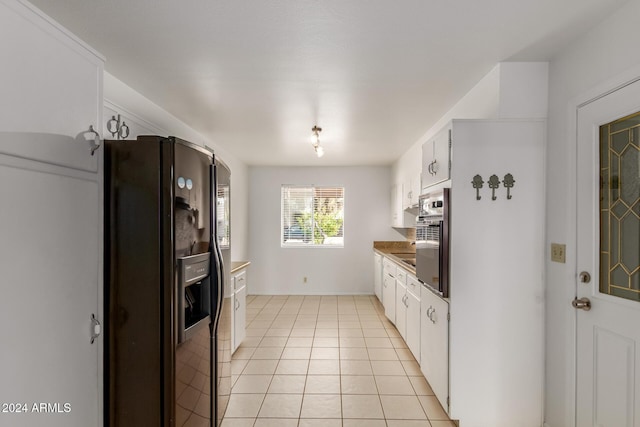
[373,241,416,275]
[231,261,250,274]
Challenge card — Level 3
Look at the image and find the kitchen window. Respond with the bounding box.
[281,185,344,247]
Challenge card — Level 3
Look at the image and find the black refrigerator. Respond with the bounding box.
[104,136,231,426]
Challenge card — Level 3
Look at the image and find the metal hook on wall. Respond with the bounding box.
[471,174,484,200]
[502,173,515,200]
[107,114,130,140]
[488,174,500,201]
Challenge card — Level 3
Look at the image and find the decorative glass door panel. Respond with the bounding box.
[600,111,640,301]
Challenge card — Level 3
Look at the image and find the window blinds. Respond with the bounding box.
[281,185,344,247]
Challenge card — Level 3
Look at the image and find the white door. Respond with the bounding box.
[576,78,640,427]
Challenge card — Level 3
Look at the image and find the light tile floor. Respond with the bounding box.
[222,295,455,427]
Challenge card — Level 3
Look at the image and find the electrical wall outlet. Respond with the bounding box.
[551,243,566,263]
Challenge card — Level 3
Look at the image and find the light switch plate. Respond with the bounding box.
[551,243,566,263]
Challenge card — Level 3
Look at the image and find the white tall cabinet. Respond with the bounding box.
[0,1,104,425]
[426,119,545,427]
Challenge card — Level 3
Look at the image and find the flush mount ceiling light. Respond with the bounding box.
[311,125,324,158]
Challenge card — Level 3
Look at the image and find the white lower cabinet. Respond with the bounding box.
[374,252,383,303]
[405,275,421,361]
[421,285,449,413]
[395,279,407,337]
[382,260,396,323]
[393,270,421,363]
[231,268,247,353]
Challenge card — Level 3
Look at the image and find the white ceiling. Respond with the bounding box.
[30,0,625,166]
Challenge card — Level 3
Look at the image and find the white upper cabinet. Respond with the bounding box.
[390,183,401,227]
[0,0,104,172]
[421,124,452,191]
[402,173,421,210]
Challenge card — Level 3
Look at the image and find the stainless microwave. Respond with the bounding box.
[416,188,449,297]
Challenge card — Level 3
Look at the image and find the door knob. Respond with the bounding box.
[579,271,591,283]
[572,297,591,311]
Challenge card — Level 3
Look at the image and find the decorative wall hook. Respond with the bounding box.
[107,114,130,140]
[488,174,500,201]
[502,173,515,199]
[471,174,484,200]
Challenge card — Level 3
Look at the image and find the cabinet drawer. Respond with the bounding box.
[396,268,407,285]
[383,258,396,277]
[406,274,421,299]
[234,269,247,291]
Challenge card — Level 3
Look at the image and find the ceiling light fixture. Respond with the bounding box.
[311,125,324,158]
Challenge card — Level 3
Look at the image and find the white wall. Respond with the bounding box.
[249,166,399,295]
[103,72,250,262]
[545,1,640,426]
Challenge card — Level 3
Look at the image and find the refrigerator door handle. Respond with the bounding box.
[210,162,225,337]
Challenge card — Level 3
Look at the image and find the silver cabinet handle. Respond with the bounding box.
[90,313,101,344]
[431,159,439,174]
[235,298,240,311]
[87,125,101,156]
[429,308,436,324]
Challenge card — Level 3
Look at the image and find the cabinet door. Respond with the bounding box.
[406,288,421,361]
[395,281,407,338]
[230,285,236,352]
[421,289,449,413]
[411,174,421,206]
[421,125,451,190]
[232,270,247,353]
[382,273,396,324]
[0,0,103,173]
[391,183,404,227]
[234,283,247,352]
[374,253,383,302]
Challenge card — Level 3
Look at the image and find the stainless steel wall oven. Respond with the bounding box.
[416,188,450,297]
